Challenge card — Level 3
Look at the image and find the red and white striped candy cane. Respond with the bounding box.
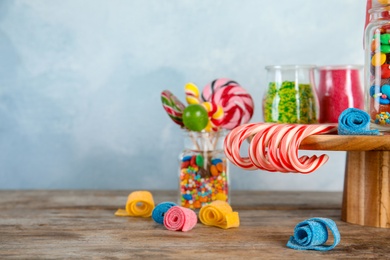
[224,123,337,174]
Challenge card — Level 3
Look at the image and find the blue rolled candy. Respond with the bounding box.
[286,217,341,251]
[152,202,177,224]
[338,108,379,135]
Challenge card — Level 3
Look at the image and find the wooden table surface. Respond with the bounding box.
[0,190,389,259]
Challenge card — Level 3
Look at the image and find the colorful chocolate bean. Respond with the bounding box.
[179,153,229,209]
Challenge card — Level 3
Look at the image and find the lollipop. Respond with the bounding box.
[161,90,186,126]
[202,78,254,130]
[182,104,209,131]
[184,82,201,104]
[202,101,224,132]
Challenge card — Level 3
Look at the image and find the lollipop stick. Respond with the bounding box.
[186,129,201,151]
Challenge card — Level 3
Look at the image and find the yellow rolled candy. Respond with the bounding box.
[115,191,155,217]
[199,200,239,229]
[184,82,200,104]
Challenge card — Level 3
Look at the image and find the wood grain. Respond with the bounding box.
[300,134,390,151]
[342,151,390,228]
[0,190,389,259]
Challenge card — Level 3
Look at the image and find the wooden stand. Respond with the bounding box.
[300,135,390,228]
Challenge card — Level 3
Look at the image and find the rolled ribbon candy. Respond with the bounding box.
[115,191,155,217]
[224,123,337,173]
[163,206,197,232]
[202,78,254,130]
[152,201,177,224]
[198,200,239,229]
[161,90,186,127]
[184,82,201,105]
[286,217,341,251]
[338,108,379,135]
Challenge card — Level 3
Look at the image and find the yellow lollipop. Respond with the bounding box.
[184,82,201,104]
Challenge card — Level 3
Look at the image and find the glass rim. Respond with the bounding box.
[369,6,390,14]
[265,65,316,70]
[316,65,363,71]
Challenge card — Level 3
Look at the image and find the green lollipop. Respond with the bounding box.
[182,104,209,131]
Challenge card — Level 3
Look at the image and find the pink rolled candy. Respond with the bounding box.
[163,206,197,232]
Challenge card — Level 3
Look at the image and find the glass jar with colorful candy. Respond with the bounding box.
[160,78,254,209]
[179,129,229,209]
[262,65,319,124]
[364,0,390,130]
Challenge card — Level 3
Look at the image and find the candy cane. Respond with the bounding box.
[224,123,337,173]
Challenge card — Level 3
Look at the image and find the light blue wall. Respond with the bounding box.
[0,0,366,190]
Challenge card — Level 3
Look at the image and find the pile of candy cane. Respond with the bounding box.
[224,123,338,173]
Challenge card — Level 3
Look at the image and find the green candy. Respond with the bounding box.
[381,44,390,54]
[182,104,209,131]
[195,154,204,167]
[263,81,318,124]
[380,34,390,45]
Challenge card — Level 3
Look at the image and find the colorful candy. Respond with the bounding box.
[202,78,254,130]
[163,206,197,232]
[224,123,337,173]
[161,90,186,126]
[182,104,209,131]
[368,19,390,126]
[179,153,228,209]
[198,200,239,229]
[115,191,155,217]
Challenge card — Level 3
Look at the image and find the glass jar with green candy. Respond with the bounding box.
[178,130,229,210]
[262,65,319,124]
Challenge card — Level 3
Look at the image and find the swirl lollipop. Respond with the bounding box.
[202,101,224,132]
[202,78,254,130]
[184,82,201,104]
[161,90,186,126]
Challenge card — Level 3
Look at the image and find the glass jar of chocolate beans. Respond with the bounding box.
[178,130,229,210]
[262,65,319,124]
[364,0,390,131]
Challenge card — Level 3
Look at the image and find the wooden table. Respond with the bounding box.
[1,190,389,259]
[300,135,390,228]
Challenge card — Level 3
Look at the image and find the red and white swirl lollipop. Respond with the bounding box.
[202,78,254,130]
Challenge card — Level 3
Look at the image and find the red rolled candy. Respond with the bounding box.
[163,206,197,232]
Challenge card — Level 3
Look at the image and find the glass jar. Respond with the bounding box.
[178,130,229,209]
[262,65,319,124]
[317,65,364,123]
[364,4,390,131]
